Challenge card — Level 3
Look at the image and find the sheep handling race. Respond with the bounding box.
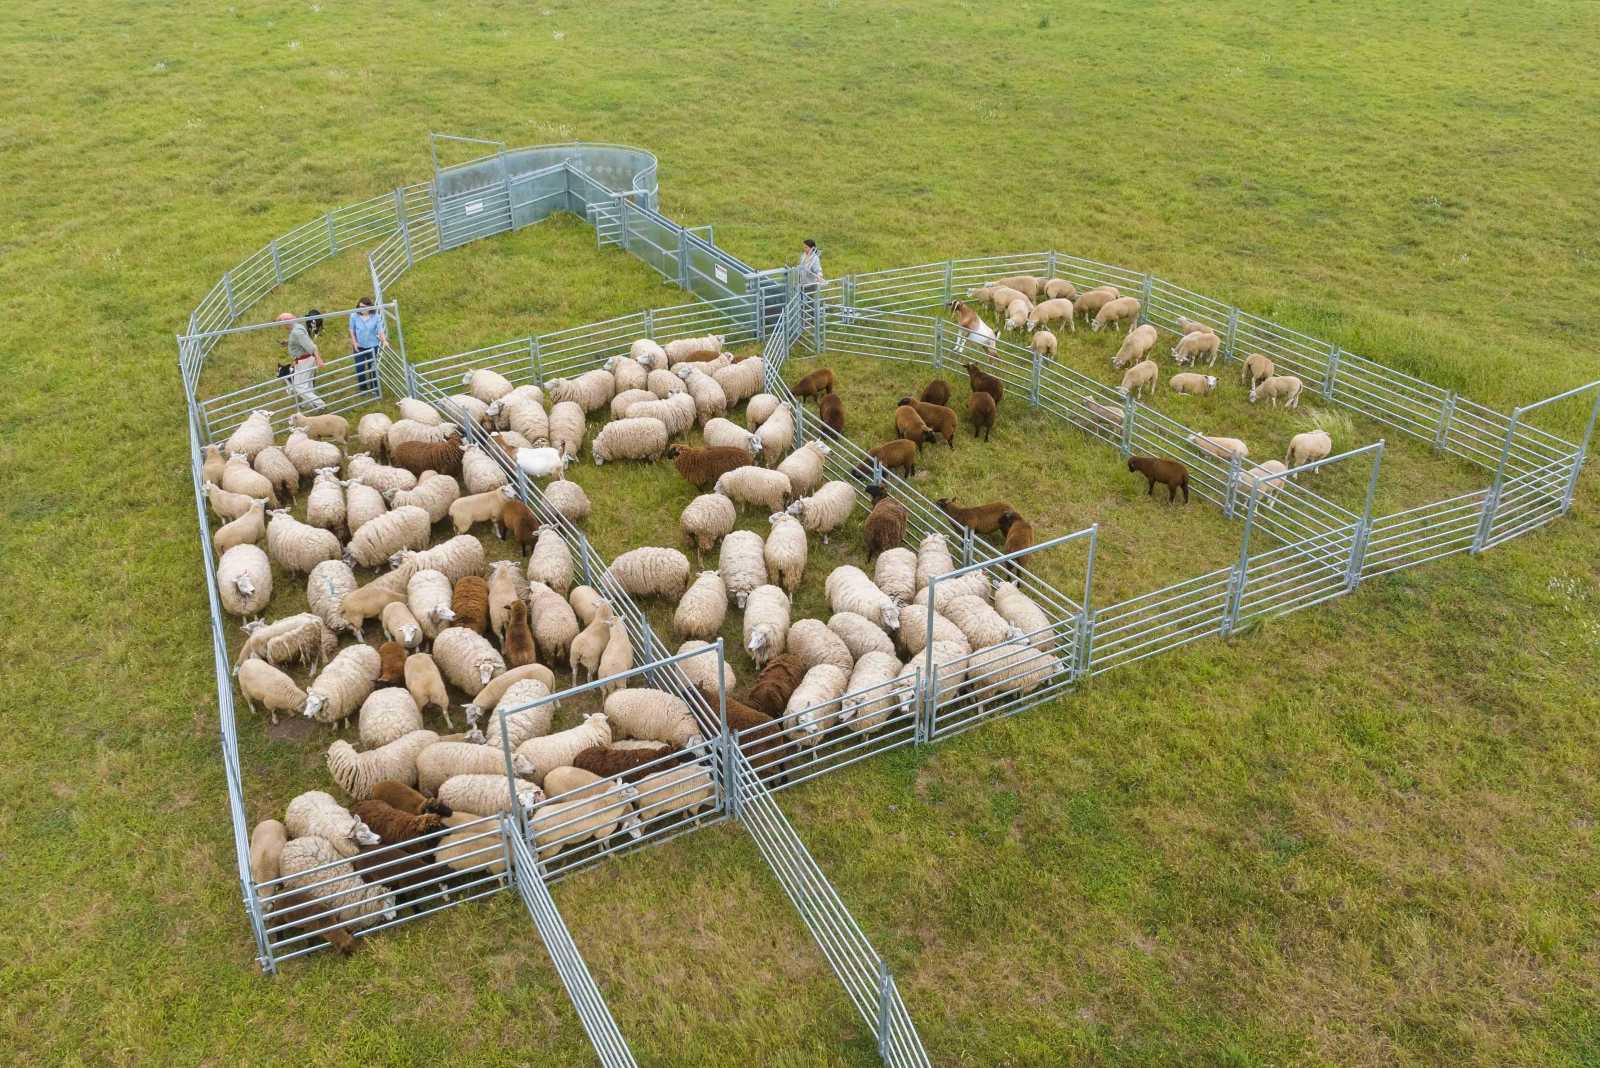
[16,7,1600,1064]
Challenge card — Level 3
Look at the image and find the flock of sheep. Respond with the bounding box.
[209,332,1066,956]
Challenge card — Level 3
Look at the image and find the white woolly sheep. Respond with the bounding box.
[922,639,972,703]
[487,560,529,642]
[307,559,357,635]
[875,547,917,604]
[542,477,592,523]
[405,653,450,725]
[786,480,855,542]
[224,410,274,461]
[277,836,396,929]
[674,570,729,641]
[787,618,855,674]
[940,593,1023,648]
[630,338,667,367]
[464,368,516,403]
[356,687,421,749]
[1026,298,1076,333]
[646,367,687,398]
[1092,296,1142,332]
[226,449,284,503]
[746,394,780,429]
[304,468,347,537]
[546,400,587,460]
[392,534,487,582]
[825,565,901,630]
[607,546,691,600]
[527,580,581,665]
[626,393,698,436]
[432,626,506,692]
[396,398,443,425]
[250,819,286,885]
[1241,352,1275,387]
[439,773,545,816]
[391,472,460,525]
[529,780,641,859]
[347,452,417,497]
[630,762,714,825]
[285,791,380,858]
[914,533,954,592]
[604,688,704,747]
[775,441,830,497]
[676,366,728,425]
[764,511,808,594]
[285,430,344,481]
[610,387,657,421]
[743,584,792,668]
[1118,359,1159,398]
[344,479,387,535]
[593,417,670,465]
[205,481,261,522]
[1188,433,1250,462]
[266,509,343,575]
[713,357,765,406]
[381,601,423,650]
[1250,375,1304,408]
[515,712,613,785]
[786,664,850,746]
[605,354,650,393]
[461,444,509,494]
[680,493,737,562]
[488,678,557,749]
[217,543,272,619]
[546,369,616,413]
[1172,329,1221,366]
[418,742,536,795]
[357,413,393,458]
[840,651,905,733]
[568,585,605,627]
[493,384,545,416]
[346,505,430,569]
[828,612,897,661]
[753,402,796,464]
[235,612,338,671]
[491,394,548,446]
[328,730,438,804]
[252,446,300,504]
[718,530,767,609]
[304,643,381,725]
[1002,298,1033,333]
[896,604,970,658]
[213,500,267,555]
[702,417,762,458]
[964,639,1059,698]
[463,664,557,731]
[1113,324,1160,369]
[236,658,307,724]
[444,393,491,430]
[1286,429,1333,469]
[385,418,455,457]
[595,614,633,696]
[663,333,725,364]
[1043,278,1078,301]
[568,602,613,685]
[288,411,349,444]
[1170,372,1219,396]
[1031,330,1058,360]
[677,639,737,696]
[526,528,574,595]
[1238,460,1290,502]
[992,582,1055,651]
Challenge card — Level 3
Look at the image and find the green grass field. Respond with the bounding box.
[6,1,1600,1064]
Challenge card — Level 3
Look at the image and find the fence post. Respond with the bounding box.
[1562,385,1600,514]
[1119,393,1135,459]
[499,706,530,845]
[1030,349,1042,408]
[1221,490,1259,635]
[715,639,738,820]
[618,196,630,251]
[643,307,655,339]
[579,529,594,586]
[873,458,885,486]
[933,318,944,370]
[1346,441,1385,588]
[390,305,408,370]
[529,336,543,383]
[960,525,974,567]
[1136,273,1153,325]
[751,274,765,342]
[1074,609,1093,681]
[875,958,893,1059]
[1433,390,1457,451]
[270,238,283,285]
[1472,408,1521,552]
[395,187,414,268]
[404,361,419,398]
[325,211,338,255]
[942,260,954,306]
[793,398,806,446]
[1322,344,1342,401]
[1223,451,1243,518]
[1047,249,1058,281]
[1222,306,1240,362]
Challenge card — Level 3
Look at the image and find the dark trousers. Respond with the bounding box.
[354,347,378,392]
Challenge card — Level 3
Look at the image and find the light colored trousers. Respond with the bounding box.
[288,357,324,408]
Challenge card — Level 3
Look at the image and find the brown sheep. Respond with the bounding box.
[897,398,957,448]
[964,362,1003,406]
[501,598,538,669]
[572,743,680,783]
[920,379,951,407]
[451,575,490,634]
[851,439,919,480]
[745,653,807,719]
[969,391,997,441]
[499,493,540,558]
[391,434,464,479]
[1127,456,1190,504]
[350,838,441,911]
[351,799,447,845]
[371,780,451,817]
[378,640,407,686]
[996,510,1036,575]
[269,890,357,955]
[893,404,937,450]
[819,392,845,435]
[667,444,754,489]
[864,484,909,558]
[697,684,788,779]
[792,368,836,402]
[936,498,1015,535]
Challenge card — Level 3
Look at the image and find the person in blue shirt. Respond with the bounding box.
[348,297,386,393]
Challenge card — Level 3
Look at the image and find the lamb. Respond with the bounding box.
[1172,330,1222,366]
[287,410,349,444]
[1044,278,1079,301]
[235,612,338,671]
[266,509,342,575]
[406,568,458,639]
[276,835,396,929]
[604,688,705,747]
[1170,373,1218,395]
[874,547,917,604]
[526,528,574,595]
[514,713,613,785]
[217,544,272,619]
[447,488,504,536]
[307,559,358,634]
[250,819,287,885]
[1250,375,1304,408]
[674,571,729,641]
[357,413,394,459]
[764,511,809,594]
[527,581,581,665]
[595,613,634,695]
[828,612,898,660]
[626,393,698,436]
[381,601,423,649]
[347,452,418,497]
[785,480,855,542]
[1187,433,1250,462]
[743,584,792,668]
[451,575,490,635]
[418,741,536,795]
[746,393,780,428]
[663,333,726,365]
[840,651,906,733]
[940,594,1023,648]
[785,664,851,746]
[712,356,765,406]
[372,780,452,816]
[893,403,937,449]
[669,444,752,489]
[431,626,507,692]
[463,368,516,403]
[745,653,807,719]
[529,779,641,860]
[792,368,836,401]
[303,643,382,725]
[386,418,456,456]
[965,361,1003,405]
[676,365,729,425]
[213,500,267,554]
[753,403,796,463]
[392,434,465,480]
[630,762,715,824]
[718,530,767,609]
[396,398,444,425]
[205,481,261,522]
[349,799,445,845]
[438,774,545,816]
[285,430,345,481]
[487,679,557,749]
[569,586,605,626]
[677,639,737,696]
[573,743,679,783]
[1073,286,1120,321]
[542,477,592,523]
[461,443,509,494]
[1286,430,1333,469]
[611,388,656,422]
[344,479,387,535]
[1031,330,1058,360]
[1113,324,1160,368]
[404,653,450,725]
[1025,298,1075,333]
[631,338,668,367]
[646,367,687,398]
[501,599,538,670]
[391,534,487,582]
[569,601,614,684]
[592,417,670,464]
[714,465,793,513]
[1239,460,1290,502]
[680,492,737,562]
[992,582,1055,650]
[1118,359,1159,398]
[285,791,381,857]
[356,687,425,749]
[786,618,855,675]
[1241,352,1275,387]
[825,565,901,630]
[819,393,845,435]
[252,446,301,504]
[236,659,307,724]
[223,410,275,461]
[605,354,650,393]
[607,546,692,600]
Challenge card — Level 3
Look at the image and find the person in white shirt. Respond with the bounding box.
[798,238,823,290]
[279,312,325,410]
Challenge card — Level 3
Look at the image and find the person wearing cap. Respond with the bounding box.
[279,312,325,410]
[348,297,386,394]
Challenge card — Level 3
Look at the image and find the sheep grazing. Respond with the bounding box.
[864,486,909,559]
[526,528,574,596]
[1113,324,1160,369]
[776,441,831,497]
[224,410,275,462]
[997,510,1036,563]
[1126,456,1189,504]
[1118,359,1159,399]
[1250,374,1304,408]
[391,434,465,479]
[935,497,1013,536]
[764,511,809,594]
[674,570,729,641]
[680,492,737,563]
[786,664,851,747]
[1002,298,1033,333]
[753,403,796,463]
[743,583,792,667]
[819,393,845,435]
[1031,330,1058,361]
[461,444,509,495]
[990,274,1045,302]
[1044,278,1078,301]
[568,601,613,684]
[702,416,762,458]
[542,476,592,523]
[358,686,423,748]
[501,599,538,670]
[610,387,657,421]
[529,778,641,861]
[221,452,279,505]
[964,361,1003,405]
[1171,329,1222,367]
[266,509,342,575]
[1239,460,1290,502]
[1188,433,1250,462]
[392,533,487,583]
[432,626,507,692]
[236,659,307,724]
[607,546,692,600]
[968,392,997,442]
[1170,373,1218,396]
[840,651,906,733]
[213,499,267,555]
[851,438,919,480]
[303,643,382,725]
[718,529,768,609]
[987,286,1028,314]
[381,601,422,649]
[787,618,855,675]
[236,611,338,672]
[892,402,939,450]
[1241,352,1275,388]
[662,333,726,365]
[946,300,997,356]
[217,543,273,619]
[1286,429,1333,469]
[356,413,394,459]
[630,762,715,825]
[451,575,490,635]
[345,480,387,535]
[527,581,581,665]
[377,640,407,686]
[592,417,670,465]
[1073,286,1120,321]
[745,653,807,719]
[665,444,750,491]
[715,466,793,514]
[787,480,856,543]
[825,565,901,631]
[1026,298,1075,333]
[404,653,450,726]
[792,368,836,403]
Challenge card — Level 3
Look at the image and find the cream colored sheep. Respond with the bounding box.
[775,441,830,497]
[1241,352,1275,387]
[266,509,343,575]
[526,528,574,595]
[307,559,357,635]
[527,581,580,665]
[746,393,780,428]
[680,492,737,562]
[418,741,536,795]
[605,354,650,393]
[446,393,493,430]
[874,547,917,604]
[381,601,422,649]
[764,511,808,594]
[677,639,737,696]
[605,688,704,747]
[940,593,1022,648]
[542,477,592,523]
[303,643,381,725]
[743,584,791,667]
[345,479,387,534]
[347,452,417,496]
[224,410,274,461]
[346,505,430,569]
[676,365,728,425]
[825,565,901,630]
[392,534,486,581]
[713,357,765,407]
[252,446,300,503]
[391,472,460,525]
[213,500,267,555]
[1172,329,1222,366]
[1031,330,1058,360]
[357,687,423,748]
[250,819,286,885]
[840,651,905,733]
[530,780,641,859]
[593,417,670,464]
[468,664,557,714]
[702,416,762,458]
[1239,460,1290,502]
[236,658,307,724]
[754,403,796,464]
[438,773,545,816]
[1286,429,1333,469]
[357,413,393,458]
[385,418,455,457]
[491,394,548,446]
[1188,433,1249,462]
[276,835,396,928]
[827,612,897,661]
[569,585,606,627]
[607,546,691,600]
[964,639,1059,698]
[546,369,616,413]
[631,338,668,368]
[1113,324,1159,369]
[674,571,728,641]
[1169,372,1218,395]
[1118,358,1159,398]
[1091,296,1142,332]
[432,626,506,692]
[716,466,792,514]
[488,678,557,749]
[625,392,698,436]
[235,612,338,671]
[610,387,657,421]
[630,762,714,825]
[1250,375,1304,408]
[646,367,687,398]
[515,713,613,786]
[285,791,381,857]
[547,400,587,460]
[786,480,855,543]
[327,728,439,802]
[303,468,346,537]
[405,652,450,725]
[896,605,970,658]
[663,333,725,364]
[487,560,529,643]
[445,488,501,536]
[718,530,767,609]
[569,601,614,685]
[787,618,854,674]
[595,615,633,696]
[461,443,509,494]
[205,481,261,522]
[463,368,516,403]
[786,664,850,746]
[992,582,1054,650]
[914,533,954,592]
[1025,298,1075,333]
[285,430,344,481]
[396,398,443,425]
[217,543,272,619]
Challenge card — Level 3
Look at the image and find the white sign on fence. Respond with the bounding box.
[714,264,728,284]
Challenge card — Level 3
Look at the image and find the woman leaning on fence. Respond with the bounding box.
[348,297,386,394]
[278,311,326,411]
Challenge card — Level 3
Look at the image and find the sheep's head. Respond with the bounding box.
[784,498,805,518]
[302,692,328,719]
[620,809,644,840]
[512,782,545,811]
[1203,376,1217,390]
[745,437,762,457]
[397,623,420,647]
[351,818,381,847]
[235,573,256,598]
[485,400,503,420]
[509,751,538,779]
[880,600,902,631]
[475,658,495,687]
[240,619,266,635]
[462,702,483,732]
